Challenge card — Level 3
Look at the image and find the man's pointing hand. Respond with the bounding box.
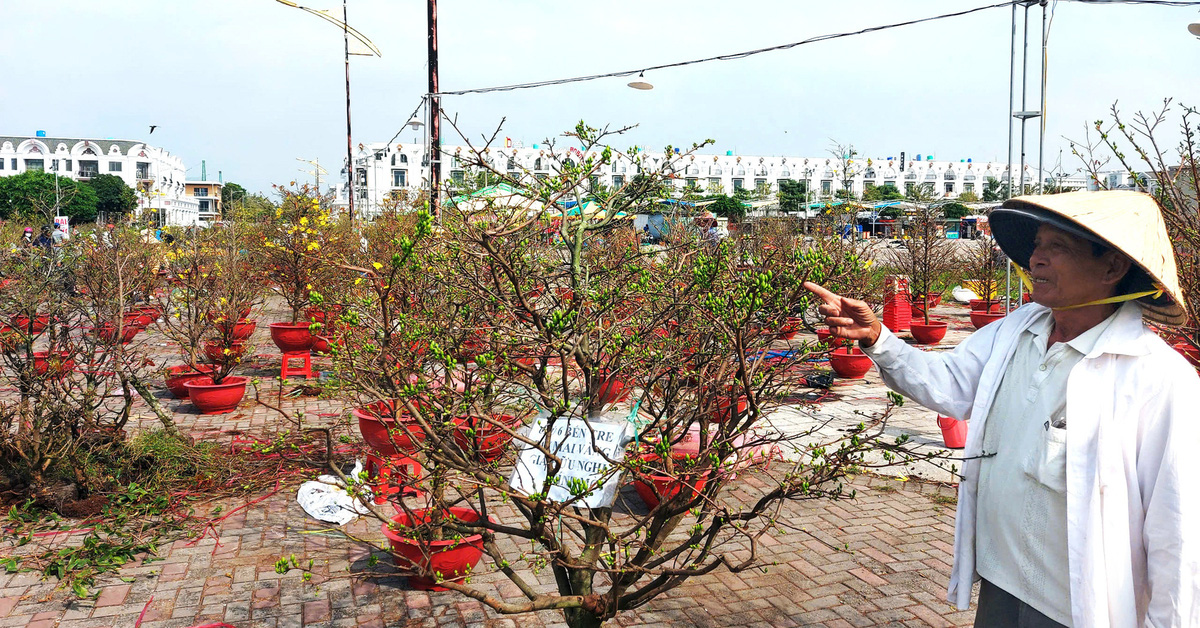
[802,281,882,348]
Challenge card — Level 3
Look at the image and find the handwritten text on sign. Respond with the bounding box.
[509,415,631,508]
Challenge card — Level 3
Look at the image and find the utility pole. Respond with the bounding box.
[427,0,441,218]
[343,0,355,222]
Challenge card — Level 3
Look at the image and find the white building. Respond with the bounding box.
[337,140,1075,219]
[0,134,200,226]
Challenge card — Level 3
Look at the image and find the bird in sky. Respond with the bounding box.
[149,125,158,134]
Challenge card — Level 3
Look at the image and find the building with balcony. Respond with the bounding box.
[0,134,199,226]
[184,181,223,223]
[336,140,1071,219]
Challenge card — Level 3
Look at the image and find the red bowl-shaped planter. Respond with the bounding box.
[355,401,427,456]
[183,376,248,414]
[383,507,487,591]
[632,453,712,509]
[970,311,1006,330]
[203,340,247,364]
[33,350,74,377]
[711,393,749,423]
[269,322,314,353]
[311,334,337,355]
[968,299,1004,313]
[95,323,140,344]
[164,364,216,398]
[829,346,873,379]
[216,318,257,342]
[452,414,522,462]
[777,316,802,341]
[12,314,50,334]
[910,320,949,345]
[814,328,850,348]
[592,369,632,406]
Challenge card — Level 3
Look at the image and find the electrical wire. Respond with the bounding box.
[434,1,1020,97]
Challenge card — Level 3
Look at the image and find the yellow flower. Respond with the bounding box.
[354,278,364,285]
[372,262,382,270]
[300,217,309,226]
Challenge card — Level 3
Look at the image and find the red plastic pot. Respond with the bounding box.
[216,318,257,342]
[937,415,968,449]
[95,323,140,344]
[164,364,216,398]
[12,314,50,334]
[970,311,1006,330]
[778,316,802,341]
[452,414,522,462]
[829,346,873,379]
[269,322,314,353]
[711,393,748,423]
[33,350,74,377]
[311,334,335,355]
[355,401,427,456]
[203,340,247,364]
[183,376,248,414]
[632,453,711,509]
[910,320,949,345]
[382,507,488,591]
[592,369,632,406]
[968,299,1004,313]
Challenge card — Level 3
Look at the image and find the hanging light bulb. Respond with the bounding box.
[627,71,653,91]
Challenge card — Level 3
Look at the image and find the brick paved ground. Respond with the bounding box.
[0,300,987,627]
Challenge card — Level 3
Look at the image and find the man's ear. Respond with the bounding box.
[1102,251,1133,287]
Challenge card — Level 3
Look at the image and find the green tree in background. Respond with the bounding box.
[862,184,904,202]
[941,202,971,220]
[776,179,809,213]
[0,170,98,223]
[86,174,137,217]
[957,190,980,202]
[706,194,746,222]
[221,182,247,208]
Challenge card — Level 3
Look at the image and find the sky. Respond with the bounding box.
[2,0,1198,195]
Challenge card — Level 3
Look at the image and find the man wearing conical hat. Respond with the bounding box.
[805,191,1199,627]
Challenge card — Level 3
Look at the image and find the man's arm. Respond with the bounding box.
[803,281,999,420]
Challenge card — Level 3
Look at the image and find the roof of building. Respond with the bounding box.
[0,136,151,154]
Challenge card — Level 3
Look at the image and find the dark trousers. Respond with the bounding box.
[974,579,1069,628]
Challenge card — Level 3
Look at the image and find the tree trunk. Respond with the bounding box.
[127,372,181,437]
[562,607,605,628]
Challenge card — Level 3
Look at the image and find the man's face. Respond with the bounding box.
[1027,224,1130,308]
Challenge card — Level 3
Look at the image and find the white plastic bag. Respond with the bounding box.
[296,460,372,525]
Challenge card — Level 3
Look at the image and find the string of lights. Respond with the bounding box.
[433,1,1020,97]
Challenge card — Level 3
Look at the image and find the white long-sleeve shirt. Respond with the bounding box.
[862,301,1200,627]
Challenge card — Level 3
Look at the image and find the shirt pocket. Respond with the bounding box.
[1023,422,1068,494]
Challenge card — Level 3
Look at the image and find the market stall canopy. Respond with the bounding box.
[447,183,545,213]
[561,199,631,220]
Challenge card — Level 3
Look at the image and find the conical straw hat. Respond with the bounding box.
[990,190,1186,326]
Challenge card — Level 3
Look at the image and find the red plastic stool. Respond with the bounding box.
[365,454,423,503]
[280,351,314,379]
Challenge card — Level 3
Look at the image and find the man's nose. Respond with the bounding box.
[1028,245,1048,268]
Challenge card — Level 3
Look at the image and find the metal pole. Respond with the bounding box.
[1018,3,1030,198]
[427,0,441,218]
[1005,2,1016,200]
[1037,0,1048,194]
[344,0,355,221]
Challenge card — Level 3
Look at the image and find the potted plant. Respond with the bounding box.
[888,200,957,344]
[964,236,1007,329]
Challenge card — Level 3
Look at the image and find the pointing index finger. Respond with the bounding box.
[802,281,841,306]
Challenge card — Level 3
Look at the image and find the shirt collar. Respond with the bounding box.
[1022,301,1145,357]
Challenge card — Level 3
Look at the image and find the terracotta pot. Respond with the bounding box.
[632,453,712,509]
[355,401,427,456]
[33,350,74,377]
[829,346,873,379]
[216,318,257,342]
[452,414,522,462]
[269,322,314,353]
[164,364,216,398]
[12,314,50,334]
[184,376,248,414]
[592,369,632,406]
[968,299,1004,313]
[937,415,968,449]
[910,320,948,345]
[382,507,488,591]
[1173,342,1200,367]
[203,340,247,364]
[970,311,1006,330]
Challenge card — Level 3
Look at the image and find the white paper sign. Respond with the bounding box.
[509,414,633,508]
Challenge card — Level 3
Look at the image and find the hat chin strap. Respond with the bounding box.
[1013,266,1163,311]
